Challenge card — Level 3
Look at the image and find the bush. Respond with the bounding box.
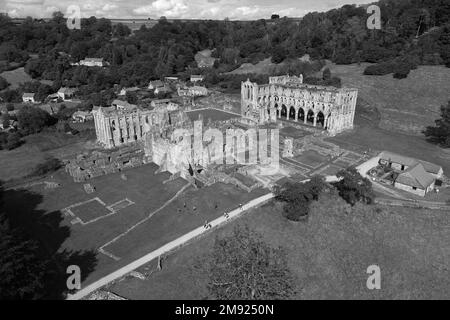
[6,103,14,111]
[5,132,23,150]
[363,61,394,75]
[17,106,56,135]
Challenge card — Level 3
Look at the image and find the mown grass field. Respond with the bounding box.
[109,194,450,300]
[0,67,32,89]
[2,162,267,289]
[0,131,94,182]
[331,63,450,135]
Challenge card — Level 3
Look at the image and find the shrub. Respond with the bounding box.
[6,103,14,111]
[363,61,394,75]
[5,132,23,150]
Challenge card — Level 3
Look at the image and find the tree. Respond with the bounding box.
[271,14,280,20]
[125,91,138,104]
[5,132,22,150]
[17,106,55,135]
[424,101,450,147]
[1,113,10,129]
[334,167,375,206]
[202,225,296,300]
[274,176,326,221]
[271,45,287,64]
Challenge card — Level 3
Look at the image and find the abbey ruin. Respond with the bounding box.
[241,75,358,136]
[68,75,359,187]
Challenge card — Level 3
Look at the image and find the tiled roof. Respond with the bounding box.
[380,151,442,174]
[396,163,435,189]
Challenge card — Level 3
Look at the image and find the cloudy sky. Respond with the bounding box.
[0,0,371,20]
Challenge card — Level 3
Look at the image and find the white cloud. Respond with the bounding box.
[134,0,188,18]
[102,4,118,11]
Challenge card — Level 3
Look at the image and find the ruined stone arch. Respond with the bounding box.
[316,111,325,128]
[306,109,315,125]
[289,106,296,120]
[281,104,288,118]
[298,108,305,122]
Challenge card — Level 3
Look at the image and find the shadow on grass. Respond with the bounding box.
[2,187,97,299]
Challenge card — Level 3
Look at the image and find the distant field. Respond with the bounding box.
[0,67,32,89]
[226,58,280,75]
[331,63,450,135]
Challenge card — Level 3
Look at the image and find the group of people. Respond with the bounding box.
[203,203,246,230]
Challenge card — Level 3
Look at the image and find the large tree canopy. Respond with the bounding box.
[202,225,296,300]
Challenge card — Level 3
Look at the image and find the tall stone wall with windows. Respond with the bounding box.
[241,78,358,136]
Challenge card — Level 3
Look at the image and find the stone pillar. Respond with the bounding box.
[313,114,317,127]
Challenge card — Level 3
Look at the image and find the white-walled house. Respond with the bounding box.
[22,93,36,103]
[148,80,164,90]
[190,75,204,83]
[378,151,444,196]
[79,58,107,67]
[72,111,93,123]
[57,87,77,101]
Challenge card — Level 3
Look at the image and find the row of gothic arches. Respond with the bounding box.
[273,104,328,128]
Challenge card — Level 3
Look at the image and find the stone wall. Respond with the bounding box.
[65,144,148,182]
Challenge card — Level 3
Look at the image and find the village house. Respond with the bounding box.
[154,85,173,95]
[72,111,94,123]
[22,92,36,103]
[79,57,107,67]
[164,76,179,83]
[111,99,138,112]
[378,151,444,196]
[190,75,204,83]
[150,99,179,111]
[148,80,164,90]
[189,86,208,97]
[194,51,216,68]
[57,87,77,101]
[119,87,140,96]
[177,85,208,97]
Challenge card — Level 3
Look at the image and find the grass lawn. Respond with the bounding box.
[109,194,450,300]
[186,109,241,123]
[293,150,329,169]
[104,182,266,259]
[0,131,96,182]
[2,162,268,289]
[0,67,32,89]
[280,126,310,139]
[69,199,112,224]
[326,125,450,174]
[331,63,450,135]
